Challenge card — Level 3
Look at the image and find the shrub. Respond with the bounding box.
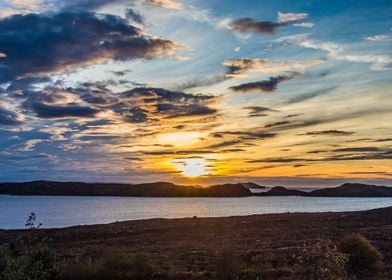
[293,240,348,280]
[339,234,383,276]
[0,243,57,280]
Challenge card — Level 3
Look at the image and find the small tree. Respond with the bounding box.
[25,212,42,230]
[294,240,348,280]
[340,234,383,276]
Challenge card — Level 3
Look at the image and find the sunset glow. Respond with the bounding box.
[0,0,390,187]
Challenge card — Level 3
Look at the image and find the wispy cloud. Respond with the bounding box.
[278,34,392,70]
[145,0,183,10]
[277,11,308,23]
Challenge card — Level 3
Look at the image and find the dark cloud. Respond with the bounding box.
[248,158,311,163]
[224,58,258,76]
[286,87,336,104]
[333,147,380,153]
[120,87,218,120]
[32,103,98,118]
[229,72,300,93]
[165,105,217,118]
[229,18,286,35]
[374,138,392,142]
[346,171,391,176]
[204,140,241,149]
[0,12,179,82]
[324,152,392,161]
[286,113,304,118]
[123,87,215,103]
[243,106,278,117]
[62,0,127,11]
[175,75,228,91]
[248,149,392,164]
[116,106,148,123]
[0,107,23,125]
[304,130,354,136]
[110,70,132,76]
[214,131,277,140]
[125,8,145,25]
[264,121,291,128]
[17,83,218,123]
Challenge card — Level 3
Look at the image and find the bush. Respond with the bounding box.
[340,234,383,276]
[293,240,348,280]
[0,243,57,280]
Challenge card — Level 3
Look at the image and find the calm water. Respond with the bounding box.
[0,195,391,229]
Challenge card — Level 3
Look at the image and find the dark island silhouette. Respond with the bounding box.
[0,181,391,197]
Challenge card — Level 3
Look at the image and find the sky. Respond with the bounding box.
[0,0,391,187]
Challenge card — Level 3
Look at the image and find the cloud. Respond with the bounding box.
[145,0,183,10]
[15,139,44,152]
[243,106,278,117]
[229,11,310,36]
[333,147,380,152]
[213,131,277,140]
[0,105,24,125]
[264,121,291,128]
[0,12,180,82]
[115,106,148,123]
[304,130,355,136]
[286,87,336,104]
[229,18,286,35]
[374,138,392,142]
[164,104,217,118]
[202,140,241,150]
[32,102,98,119]
[125,8,144,25]
[229,72,301,92]
[0,0,43,18]
[293,22,314,28]
[248,149,392,164]
[277,11,308,23]
[365,35,390,41]
[279,34,392,70]
[114,87,218,122]
[174,55,190,61]
[223,58,324,77]
[175,75,228,90]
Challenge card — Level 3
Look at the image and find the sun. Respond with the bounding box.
[172,158,209,177]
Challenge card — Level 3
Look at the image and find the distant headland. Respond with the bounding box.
[0,181,391,197]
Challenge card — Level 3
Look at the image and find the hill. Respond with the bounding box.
[309,183,392,197]
[0,181,251,197]
[1,181,391,197]
[240,182,268,189]
[259,186,307,196]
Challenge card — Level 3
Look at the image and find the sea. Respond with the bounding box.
[1,195,391,229]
